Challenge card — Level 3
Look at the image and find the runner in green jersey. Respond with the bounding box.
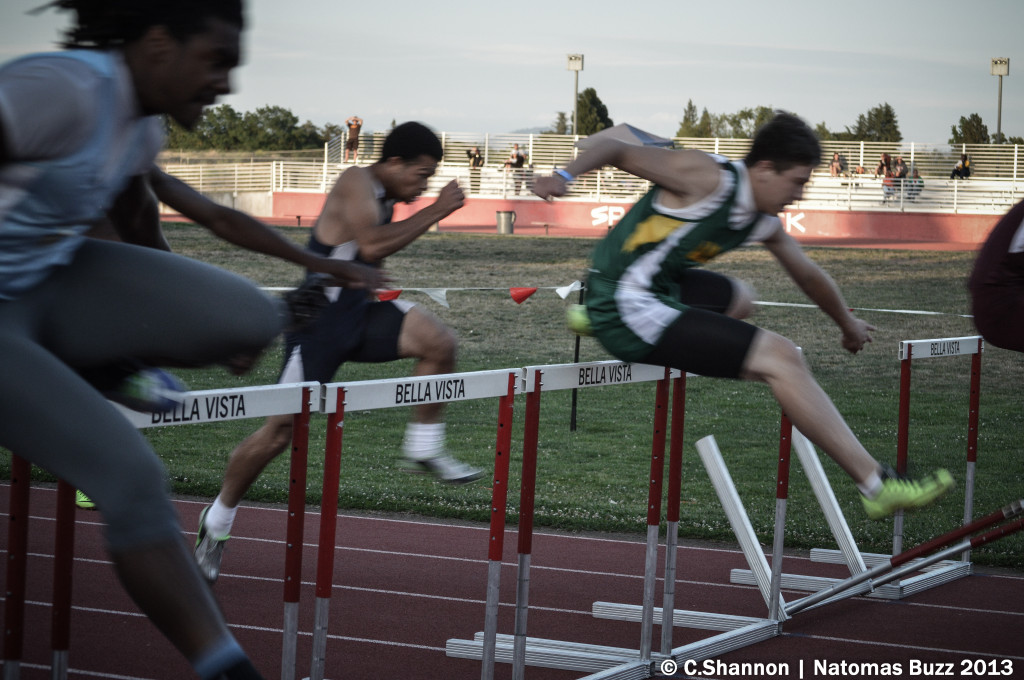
[534,112,953,521]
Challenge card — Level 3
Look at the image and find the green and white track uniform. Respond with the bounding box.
[585,159,779,361]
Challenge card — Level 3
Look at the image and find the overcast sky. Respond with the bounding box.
[3,0,1022,143]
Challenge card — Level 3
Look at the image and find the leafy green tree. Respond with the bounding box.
[723,106,775,138]
[575,87,613,136]
[1009,135,1024,145]
[164,116,198,149]
[549,112,570,135]
[199,104,247,148]
[320,122,345,144]
[949,114,990,144]
[695,108,715,137]
[239,105,303,150]
[676,99,700,137]
[814,122,835,141]
[844,102,902,142]
[295,120,325,148]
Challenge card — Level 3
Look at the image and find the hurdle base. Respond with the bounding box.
[666,619,781,665]
[730,555,972,602]
[446,632,653,674]
[447,617,781,679]
[592,602,767,632]
[809,549,973,598]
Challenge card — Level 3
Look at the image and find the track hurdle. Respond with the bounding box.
[448,361,789,680]
[732,335,986,602]
[311,369,519,680]
[786,499,1024,616]
[119,382,319,680]
[594,423,796,673]
[446,360,677,679]
[1,382,317,680]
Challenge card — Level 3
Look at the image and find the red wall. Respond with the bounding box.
[270,192,997,245]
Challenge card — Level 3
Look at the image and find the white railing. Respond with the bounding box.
[162,134,1024,215]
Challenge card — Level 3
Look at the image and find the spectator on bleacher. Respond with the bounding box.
[344,115,363,163]
[907,168,924,201]
[950,153,971,180]
[882,171,896,202]
[893,156,908,179]
[874,153,891,178]
[875,154,896,201]
[466,145,483,193]
[829,152,843,177]
[504,143,527,194]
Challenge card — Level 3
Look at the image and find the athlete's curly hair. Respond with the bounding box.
[745,111,821,172]
[32,0,244,48]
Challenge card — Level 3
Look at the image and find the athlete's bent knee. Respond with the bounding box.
[741,331,806,383]
[99,450,179,550]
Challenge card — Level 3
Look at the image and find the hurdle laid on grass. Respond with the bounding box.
[731,335,985,603]
[311,369,519,680]
[1,382,318,680]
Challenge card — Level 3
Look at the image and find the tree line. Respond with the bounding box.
[165,93,1021,152]
[668,99,1022,145]
[164,104,344,151]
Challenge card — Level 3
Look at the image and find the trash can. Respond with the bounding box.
[496,210,516,234]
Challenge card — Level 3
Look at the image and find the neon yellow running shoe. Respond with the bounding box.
[861,467,954,520]
[75,489,95,510]
[566,304,593,336]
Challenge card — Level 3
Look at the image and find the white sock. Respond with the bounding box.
[203,496,238,539]
[858,469,884,499]
[402,422,445,461]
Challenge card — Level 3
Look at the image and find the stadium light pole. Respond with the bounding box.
[991,57,1009,143]
[567,54,584,135]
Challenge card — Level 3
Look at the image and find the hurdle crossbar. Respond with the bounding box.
[318,369,520,680]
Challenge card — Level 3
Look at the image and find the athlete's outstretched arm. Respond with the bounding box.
[761,223,874,354]
[147,168,386,290]
[533,139,720,203]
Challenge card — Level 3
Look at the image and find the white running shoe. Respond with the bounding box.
[402,454,485,484]
[194,505,230,584]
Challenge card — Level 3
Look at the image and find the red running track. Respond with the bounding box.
[2,483,1023,680]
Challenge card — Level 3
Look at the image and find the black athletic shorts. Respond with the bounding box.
[642,269,759,379]
[280,295,410,384]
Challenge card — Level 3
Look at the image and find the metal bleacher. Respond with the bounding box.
[161,133,1024,216]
